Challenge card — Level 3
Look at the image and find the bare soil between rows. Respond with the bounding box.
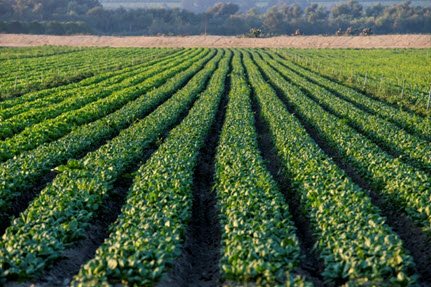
[1,34,430,48]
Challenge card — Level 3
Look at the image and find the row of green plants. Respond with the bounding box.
[0,47,137,80]
[0,48,177,121]
[0,47,97,77]
[243,50,415,285]
[72,49,231,287]
[273,54,431,140]
[0,46,95,93]
[259,51,431,241]
[0,47,166,99]
[269,52,431,176]
[0,49,199,162]
[0,48,176,111]
[0,48,213,213]
[280,49,431,115]
[213,51,306,286]
[0,49,222,281]
[0,46,84,61]
[0,48,189,138]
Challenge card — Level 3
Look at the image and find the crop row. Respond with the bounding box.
[258,51,431,239]
[281,48,430,114]
[266,52,431,177]
[0,48,211,213]
[0,47,168,98]
[72,48,232,287]
[0,47,101,78]
[0,47,119,78]
[0,46,84,61]
[0,49,199,162]
[273,53,431,140]
[0,48,177,121]
[0,48,183,138]
[0,47,98,91]
[0,48,222,281]
[0,48,176,108]
[213,50,306,285]
[243,50,415,285]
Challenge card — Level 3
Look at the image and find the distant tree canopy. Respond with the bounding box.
[0,0,101,20]
[0,0,430,35]
[0,20,92,34]
[332,0,363,20]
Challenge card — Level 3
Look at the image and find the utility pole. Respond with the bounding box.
[364,71,368,88]
[427,85,431,111]
[204,14,208,35]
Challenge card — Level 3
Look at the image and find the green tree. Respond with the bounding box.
[207,2,239,18]
[332,0,363,20]
[305,3,329,24]
[366,3,385,18]
[263,5,283,34]
[12,0,29,20]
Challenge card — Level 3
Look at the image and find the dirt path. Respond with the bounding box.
[1,34,430,48]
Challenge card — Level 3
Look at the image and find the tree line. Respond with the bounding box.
[0,0,429,35]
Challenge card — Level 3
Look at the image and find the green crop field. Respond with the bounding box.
[0,47,430,286]
[285,48,431,115]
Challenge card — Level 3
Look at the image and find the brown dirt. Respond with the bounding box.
[249,87,325,286]
[0,34,430,48]
[247,52,325,285]
[34,147,157,287]
[157,54,231,287]
[0,171,57,237]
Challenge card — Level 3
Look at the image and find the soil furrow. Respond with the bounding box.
[0,171,55,237]
[35,147,157,287]
[158,54,231,287]
[245,55,325,286]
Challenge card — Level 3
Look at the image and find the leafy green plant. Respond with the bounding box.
[72,49,232,287]
[267,52,431,177]
[260,50,431,241]
[0,48,196,161]
[0,47,177,100]
[279,48,431,115]
[0,48,221,281]
[0,48,210,212]
[214,50,303,285]
[0,48,180,122]
[243,49,416,285]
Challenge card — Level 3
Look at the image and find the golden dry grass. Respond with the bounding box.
[1,34,430,48]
